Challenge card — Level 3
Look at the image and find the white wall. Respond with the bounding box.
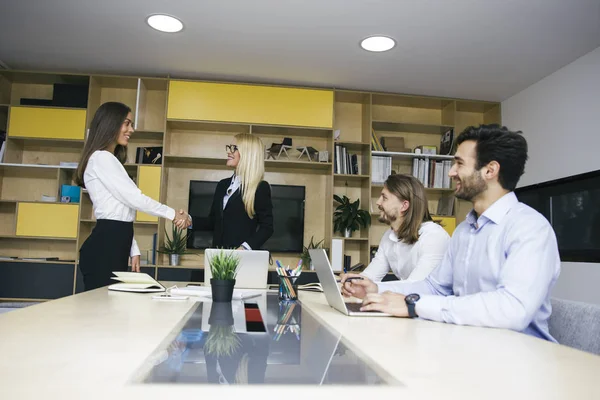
[502,46,600,305]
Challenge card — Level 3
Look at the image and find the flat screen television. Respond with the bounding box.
[515,169,600,262]
[187,180,305,252]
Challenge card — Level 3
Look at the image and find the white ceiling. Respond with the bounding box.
[1,0,599,101]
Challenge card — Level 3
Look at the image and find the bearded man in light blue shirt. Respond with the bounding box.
[341,124,561,342]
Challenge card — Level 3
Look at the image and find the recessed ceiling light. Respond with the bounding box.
[146,14,184,33]
[360,36,396,52]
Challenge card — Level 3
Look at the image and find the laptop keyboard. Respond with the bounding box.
[346,302,382,314]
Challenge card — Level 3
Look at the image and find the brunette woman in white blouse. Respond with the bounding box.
[75,102,190,291]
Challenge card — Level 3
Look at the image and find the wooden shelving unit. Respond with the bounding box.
[0,69,500,300]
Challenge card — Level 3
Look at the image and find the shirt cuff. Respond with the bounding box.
[187,214,193,229]
[377,281,394,293]
[415,295,445,322]
[130,242,141,257]
[241,242,252,250]
[165,207,176,222]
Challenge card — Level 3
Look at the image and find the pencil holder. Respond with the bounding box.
[278,276,299,301]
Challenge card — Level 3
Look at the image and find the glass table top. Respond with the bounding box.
[137,293,399,385]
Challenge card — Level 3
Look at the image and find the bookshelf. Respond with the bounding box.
[0,69,500,300]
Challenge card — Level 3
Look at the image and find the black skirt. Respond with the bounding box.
[79,219,134,291]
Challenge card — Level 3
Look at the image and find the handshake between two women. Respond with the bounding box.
[172,209,192,229]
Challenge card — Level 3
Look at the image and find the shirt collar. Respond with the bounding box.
[466,192,518,226]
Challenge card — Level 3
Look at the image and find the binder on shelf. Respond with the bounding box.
[151,233,157,265]
[343,255,351,273]
[331,239,343,272]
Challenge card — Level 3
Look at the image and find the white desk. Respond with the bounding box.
[1,285,599,399]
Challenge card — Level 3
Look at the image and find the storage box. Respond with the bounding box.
[61,185,81,203]
[381,137,410,152]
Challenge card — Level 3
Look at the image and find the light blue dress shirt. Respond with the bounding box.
[379,192,561,342]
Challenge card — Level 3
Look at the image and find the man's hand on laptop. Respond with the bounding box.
[340,273,377,299]
[360,292,408,317]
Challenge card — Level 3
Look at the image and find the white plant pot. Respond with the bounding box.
[169,254,181,266]
[344,228,352,238]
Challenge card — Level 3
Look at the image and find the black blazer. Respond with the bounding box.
[191,178,274,249]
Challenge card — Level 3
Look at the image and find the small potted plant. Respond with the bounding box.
[207,249,240,302]
[333,195,371,238]
[301,236,324,270]
[160,225,188,266]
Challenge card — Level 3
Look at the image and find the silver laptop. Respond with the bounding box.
[310,249,391,317]
[204,249,269,289]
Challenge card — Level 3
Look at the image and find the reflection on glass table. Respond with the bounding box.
[138,293,398,385]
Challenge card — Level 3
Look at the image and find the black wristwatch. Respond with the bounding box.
[405,293,420,318]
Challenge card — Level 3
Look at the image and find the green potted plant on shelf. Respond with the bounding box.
[159,225,188,266]
[333,195,371,238]
[207,249,241,302]
[300,236,324,271]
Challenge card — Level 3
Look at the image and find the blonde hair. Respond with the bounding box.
[235,133,265,218]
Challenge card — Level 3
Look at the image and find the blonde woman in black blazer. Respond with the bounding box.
[187,133,274,249]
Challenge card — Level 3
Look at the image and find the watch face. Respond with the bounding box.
[406,293,420,304]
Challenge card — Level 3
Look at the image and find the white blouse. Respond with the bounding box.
[84,150,175,257]
[361,221,450,282]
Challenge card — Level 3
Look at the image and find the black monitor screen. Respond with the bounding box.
[187,180,305,252]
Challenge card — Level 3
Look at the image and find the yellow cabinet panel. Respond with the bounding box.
[137,165,162,222]
[16,203,79,238]
[432,216,457,236]
[167,81,333,128]
[9,107,86,140]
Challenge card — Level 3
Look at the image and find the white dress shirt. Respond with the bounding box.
[223,174,241,209]
[379,192,561,342]
[84,150,176,257]
[361,222,450,282]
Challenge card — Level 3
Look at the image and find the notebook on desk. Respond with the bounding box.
[108,272,166,293]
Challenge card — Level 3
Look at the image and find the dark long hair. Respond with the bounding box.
[76,102,131,187]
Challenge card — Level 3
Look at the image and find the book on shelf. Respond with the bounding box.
[371,155,392,184]
[108,272,165,293]
[371,129,384,151]
[412,159,452,189]
[334,144,360,175]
